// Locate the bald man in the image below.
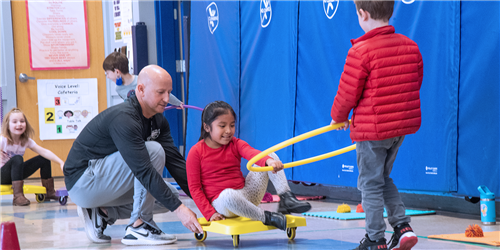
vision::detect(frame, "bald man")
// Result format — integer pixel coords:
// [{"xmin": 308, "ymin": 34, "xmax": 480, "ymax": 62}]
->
[{"xmin": 64, "ymin": 65, "xmax": 202, "ymax": 246}]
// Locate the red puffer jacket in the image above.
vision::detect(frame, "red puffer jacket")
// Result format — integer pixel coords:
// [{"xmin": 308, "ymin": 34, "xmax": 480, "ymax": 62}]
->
[{"xmin": 331, "ymin": 25, "xmax": 423, "ymax": 142}]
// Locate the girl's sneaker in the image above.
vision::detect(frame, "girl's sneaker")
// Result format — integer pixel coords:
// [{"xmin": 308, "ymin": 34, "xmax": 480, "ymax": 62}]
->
[{"xmin": 388, "ymin": 223, "xmax": 418, "ymax": 250}]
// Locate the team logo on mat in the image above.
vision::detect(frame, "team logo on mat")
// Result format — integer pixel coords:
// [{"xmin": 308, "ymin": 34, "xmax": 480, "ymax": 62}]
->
[
  {"xmin": 260, "ymin": 0, "xmax": 272, "ymax": 28},
  {"xmin": 206, "ymin": 2, "xmax": 219, "ymax": 34},
  {"xmin": 323, "ymin": 0, "xmax": 339, "ymax": 19}
]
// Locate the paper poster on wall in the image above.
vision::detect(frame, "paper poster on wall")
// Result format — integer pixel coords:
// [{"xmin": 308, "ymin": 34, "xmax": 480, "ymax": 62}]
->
[
  {"xmin": 26, "ymin": 0, "xmax": 89, "ymax": 70},
  {"xmin": 113, "ymin": 0, "xmax": 132, "ymax": 42},
  {"xmin": 121, "ymin": 0, "xmax": 133, "ymax": 39},
  {"xmin": 37, "ymin": 79, "xmax": 98, "ymax": 140},
  {"xmin": 113, "ymin": 0, "xmax": 122, "ymax": 42}
]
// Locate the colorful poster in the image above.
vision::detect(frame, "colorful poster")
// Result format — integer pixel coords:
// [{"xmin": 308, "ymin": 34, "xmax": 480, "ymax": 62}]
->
[
  {"xmin": 37, "ymin": 79, "xmax": 98, "ymax": 140},
  {"xmin": 113, "ymin": 0, "xmax": 132, "ymax": 42},
  {"xmin": 26, "ymin": 0, "xmax": 89, "ymax": 70},
  {"xmin": 113, "ymin": 0, "xmax": 122, "ymax": 42}
]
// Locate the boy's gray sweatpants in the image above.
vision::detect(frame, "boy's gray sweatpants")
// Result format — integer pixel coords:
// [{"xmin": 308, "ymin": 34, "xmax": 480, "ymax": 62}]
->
[
  {"xmin": 68, "ymin": 141, "xmax": 179, "ymax": 230},
  {"xmin": 211, "ymin": 153, "xmax": 291, "ymax": 222},
  {"xmin": 356, "ymin": 136, "xmax": 410, "ymax": 241}
]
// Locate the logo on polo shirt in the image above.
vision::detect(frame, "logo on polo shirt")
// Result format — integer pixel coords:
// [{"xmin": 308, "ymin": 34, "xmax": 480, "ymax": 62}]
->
[
  {"xmin": 260, "ymin": 0, "xmax": 272, "ymax": 28},
  {"xmin": 207, "ymin": 2, "xmax": 219, "ymax": 34},
  {"xmin": 323, "ymin": 0, "xmax": 339, "ymax": 19}
]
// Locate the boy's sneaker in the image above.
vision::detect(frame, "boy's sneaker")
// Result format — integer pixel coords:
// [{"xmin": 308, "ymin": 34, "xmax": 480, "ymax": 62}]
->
[
  {"xmin": 354, "ymin": 234, "xmax": 387, "ymax": 250},
  {"xmin": 121, "ymin": 223, "xmax": 177, "ymax": 246},
  {"xmin": 388, "ymin": 223, "xmax": 418, "ymax": 250},
  {"xmin": 77, "ymin": 206, "xmax": 111, "ymax": 243}
]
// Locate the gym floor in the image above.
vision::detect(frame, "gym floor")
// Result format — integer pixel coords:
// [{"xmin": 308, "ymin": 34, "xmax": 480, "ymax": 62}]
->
[{"xmin": 1, "ymin": 178, "xmax": 499, "ymax": 250}]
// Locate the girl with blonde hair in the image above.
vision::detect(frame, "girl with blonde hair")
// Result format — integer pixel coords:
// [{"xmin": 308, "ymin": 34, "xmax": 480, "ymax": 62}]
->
[{"xmin": 1, "ymin": 108, "xmax": 64, "ymax": 206}]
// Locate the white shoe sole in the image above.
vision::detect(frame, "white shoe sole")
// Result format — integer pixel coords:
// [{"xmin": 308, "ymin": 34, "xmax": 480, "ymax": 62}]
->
[
  {"xmin": 77, "ymin": 206, "xmax": 111, "ymax": 244},
  {"xmin": 121, "ymin": 238, "xmax": 177, "ymax": 246},
  {"xmin": 392, "ymin": 232, "xmax": 418, "ymax": 250}
]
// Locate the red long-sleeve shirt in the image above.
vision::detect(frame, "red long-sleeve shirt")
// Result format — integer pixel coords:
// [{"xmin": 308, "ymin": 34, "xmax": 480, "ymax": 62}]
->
[{"xmin": 186, "ymin": 137, "xmax": 271, "ymax": 220}]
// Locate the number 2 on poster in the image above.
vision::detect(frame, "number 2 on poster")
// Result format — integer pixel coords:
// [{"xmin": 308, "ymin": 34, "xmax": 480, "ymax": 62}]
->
[{"xmin": 45, "ymin": 107, "xmax": 56, "ymax": 124}]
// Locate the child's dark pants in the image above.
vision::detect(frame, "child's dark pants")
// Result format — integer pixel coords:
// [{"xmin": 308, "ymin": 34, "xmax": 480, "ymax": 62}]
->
[{"xmin": 356, "ymin": 135, "xmax": 410, "ymax": 241}]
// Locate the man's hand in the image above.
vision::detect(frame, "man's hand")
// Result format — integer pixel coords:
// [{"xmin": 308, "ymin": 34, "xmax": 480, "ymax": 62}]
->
[
  {"xmin": 174, "ymin": 204, "xmax": 203, "ymax": 233},
  {"xmin": 266, "ymin": 158, "xmax": 284, "ymax": 174},
  {"xmin": 331, "ymin": 119, "xmax": 350, "ymax": 131},
  {"xmin": 209, "ymin": 212, "xmax": 225, "ymax": 221}
]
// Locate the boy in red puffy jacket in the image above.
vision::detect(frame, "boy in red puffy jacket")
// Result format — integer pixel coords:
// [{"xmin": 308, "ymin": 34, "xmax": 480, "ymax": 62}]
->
[{"xmin": 330, "ymin": 1, "xmax": 423, "ymax": 250}]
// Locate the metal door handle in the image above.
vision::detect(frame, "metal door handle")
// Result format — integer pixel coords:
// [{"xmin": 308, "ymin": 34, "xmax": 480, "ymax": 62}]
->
[{"xmin": 19, "ymin": 73, "xmax": 36, "ymax": 83}]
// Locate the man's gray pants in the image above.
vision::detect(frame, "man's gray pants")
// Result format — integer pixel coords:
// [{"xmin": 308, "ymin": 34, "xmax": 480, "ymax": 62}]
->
[
  {"xmin": 68, "ymin": 141, "xmax": 179, "ymax": 230},
  {"xmin": 356, "ymin": 136, "xmax": 410, "ymax": 241}
]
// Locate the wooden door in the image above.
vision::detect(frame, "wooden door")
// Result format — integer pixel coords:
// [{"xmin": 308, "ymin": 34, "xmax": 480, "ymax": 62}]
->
[{"xmin": 11, "ymin": 0, "xmax": 107, "ymax": 177}]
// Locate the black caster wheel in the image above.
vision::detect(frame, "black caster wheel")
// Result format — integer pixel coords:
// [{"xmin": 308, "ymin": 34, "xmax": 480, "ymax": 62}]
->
[
  {"xmin": 232, "ymin": 235, "xmax": 240, "ymax": 247},
  {"xmin": 194, "ymin": 231, "xmax": 207, "ymax": 242},
  {"xmin": 35, "ymin": 194, "xmax": 45, "ymax": 203},
  {"xmin": 59, "ymin": 196, "xmax": 68, "ymax": 205},
  {"xmin": 286, "ymin": 227, "xmax": 297, "ymax": 240}
]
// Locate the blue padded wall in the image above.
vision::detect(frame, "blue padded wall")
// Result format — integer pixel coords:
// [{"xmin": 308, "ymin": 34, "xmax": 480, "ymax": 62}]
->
[
  {"xmin": 294, "ymin": 1, "xmax": 360, "ymax": 186},
  {"xmin": 385, "ymin": 1, "xmax": 460, "ymax": 192},
  {"xmin": 185, "ymin": 1, "xmax": 241, "ymax": 153},
  {"xmin": 239, "ymin": 1, "xmax": 298, "ymax": 177},
  {"xmin": 294, "ymin": 1, "xmax": 460, "ymax": 192},
  {"xmin": 183, "ymin": 0, "xmax": 500, "ymax": 197},
  {"xmin": 457, "ymin": 1, "xmax": 500, "ymax": 196},
  {"xmin": 293, "ymin": 1, "xmax": 364, "ymax": 186}
]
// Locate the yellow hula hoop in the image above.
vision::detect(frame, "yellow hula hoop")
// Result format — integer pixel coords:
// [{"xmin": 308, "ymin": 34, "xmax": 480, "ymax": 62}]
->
[{"xmin": 246, "ymin": 122, "xmax": 356, "ymax": 172}]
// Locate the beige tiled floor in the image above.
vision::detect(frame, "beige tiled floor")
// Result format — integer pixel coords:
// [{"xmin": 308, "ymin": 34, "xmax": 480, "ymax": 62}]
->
[{"xmin": 1, "ymin": 178, "xmax": 499, "ymax": 249}]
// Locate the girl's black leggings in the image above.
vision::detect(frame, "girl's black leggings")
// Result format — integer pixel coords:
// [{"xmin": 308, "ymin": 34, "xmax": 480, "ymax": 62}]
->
[{"xmin": 1, "ymin": 155, "xmax": 52, "ymax": 184}]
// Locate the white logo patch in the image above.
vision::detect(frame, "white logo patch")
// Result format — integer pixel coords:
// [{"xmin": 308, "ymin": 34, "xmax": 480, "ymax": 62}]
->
[
  {"xmin": 206, "ymin": 2, "xmax": 219, "ymax": 34},
  {"xmin": 341, "ymin": 164, "xmax": 354, "ymax": 173},
  {"xmin": 260, "ymin": 0, "xmax": 272, "ymax": 28},
  {"xmin": 323, "ymin": 0, "xmax": 339, "ymax": 19},
  {"xmin": 425, "ymin": 166, "xmax": 438, "ymax": 175},
  {"xmin": 147, "ymin": 129, "xmax": 160, "ymax": 141}
]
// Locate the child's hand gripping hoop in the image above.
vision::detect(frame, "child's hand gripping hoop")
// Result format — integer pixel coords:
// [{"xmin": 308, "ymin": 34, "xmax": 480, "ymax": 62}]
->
[{"xmin": 246, "ymin": 121, "xmax": 356, "ymax": 172}]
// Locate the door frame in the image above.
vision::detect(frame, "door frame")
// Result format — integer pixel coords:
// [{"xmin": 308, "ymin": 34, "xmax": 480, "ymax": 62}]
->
[{"xmin": 1, "ymin": 1, "xmax": 18, "ymax": 115}]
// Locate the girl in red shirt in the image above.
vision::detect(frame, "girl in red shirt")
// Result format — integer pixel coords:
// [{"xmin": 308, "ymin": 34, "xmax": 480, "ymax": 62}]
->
[{"xmin": 187, "ymin": 101, "xmax": 311, "ymax": 230}]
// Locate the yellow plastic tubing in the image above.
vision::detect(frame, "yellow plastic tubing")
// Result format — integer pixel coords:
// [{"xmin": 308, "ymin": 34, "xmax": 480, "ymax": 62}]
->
[{"xmin": 246, "ymin": 122, "xmax": 356, "ymax": 172}]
